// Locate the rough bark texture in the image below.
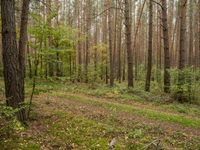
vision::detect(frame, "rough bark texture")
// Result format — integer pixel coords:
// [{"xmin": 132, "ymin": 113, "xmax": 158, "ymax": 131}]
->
[
  {"xmin": 188, "ymin": 0, "xmax": 193, "ymax": 65},
  {"xmin": 178, "ymin": 0, "xmax": 187, "ymax": 102},
  {"xmin": 161, "ymin": 0, "xmax": 171, "ymax": 93},
  {"xmin": 18, "ymin": 0, "xmax": 30, "ymax": 104},
  {"xmin": 124, "ymin": 0, "xmax": 133, "ymax": 87},
  {"xmin": 145, "ymin": 0, "xmax": 153, "ymax": 92},
  {"xmin": 1, "ymin": 0, "xmax": 26, "ymax": 122},
  {"xmin": 107, "ymin": 0, "xmax": 114, "ymax": 86}
]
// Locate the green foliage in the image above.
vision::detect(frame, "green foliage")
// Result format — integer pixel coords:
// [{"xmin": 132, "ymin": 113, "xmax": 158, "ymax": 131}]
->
[
  {"xmin": 0, "ymin": 104, "xmax": 25, "ymax": 144},
  {"xmin": 28, "ymin": 12, "xmax": 83, "ymax": 78},
  {"xmin": 170, "ymin": 67, "xmax": 200, "ymax": 103}
]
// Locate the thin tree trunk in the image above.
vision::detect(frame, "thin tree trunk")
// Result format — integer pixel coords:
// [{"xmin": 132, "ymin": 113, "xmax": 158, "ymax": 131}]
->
[
  {"xmin": 124, "ymin": 0, "xmax": 133, "ymax": 87},
  {"xmin": 161, "ymin": 0, "xmax": 171, "ymax": 93},
  {"xmin": 188, "ymin": 0, "xmax": 193, "ymax": 66},
  {"xmin": 107, "ymin": 0, "xmax": 114, "ymax": 86},
  {"xmin": 47, "ymin": 0, "xmax": 54, "ymax": 77},
  {"xmin": 77, "ymin": 0, "xmax": 82, "ymax": 82},
  {"xmin": 145, "ymin": 0, "xmax": 153, "ymax": 92},
  {"xmin": 117, "ymin": 9, "xmax": 122, "ymax": 82},
  {"xmin": 85, "ymin": 0, "xmax": 91, "ymax": 83},
  {"xmin": 178, "ymin": 0, "xmax": 187, "ymax": 102}
]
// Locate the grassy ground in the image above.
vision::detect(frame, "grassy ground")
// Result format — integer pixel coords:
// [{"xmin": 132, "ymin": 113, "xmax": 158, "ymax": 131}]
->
[{"xmin": 0, "ymin": 80, "xmax": 200, "ymax": 149}]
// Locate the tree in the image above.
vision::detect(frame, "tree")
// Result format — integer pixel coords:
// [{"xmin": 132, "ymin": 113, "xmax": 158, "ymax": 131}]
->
[
  {"xmin": 85, "ymin": 0, "xmax": 91, "ymax": 83},
  {"xmin": 178, "ymin": 0, "xmax": 187, "ymax": 102},
  {"xmin": 107, "ymin": 0, "xmax": 114, "ymax": 86},
  {"xmin": 117, "ymin": 7, "xmax": 122, "ymax": 82},
  {"xmin": 145, "ymin": 0, "xmax": 153, "ymax": 91},
  {"xmin": 188, "ymin": 0, "xmax": 193, "ymax": 66},
  {"xmin": 124, "ymin": 0, "xmax": 133, "ymax": 87},
  {"xmin": 19, "ymin": 0, "xmax": 30, "ymax": 106},
  {"xmin": 47, "ymin": 0, "xmax": 54, "ymax": 77},
  {"xmin": 1, "ymin": 0, "xmax": 26, "ymax": 122},
  {"xmin": 161, "ymin": 0, "xmax": 171, "ymax": 93},
  {"xmin": 77, "ymin": 0, "xmax": 82, "ymax": 82}
]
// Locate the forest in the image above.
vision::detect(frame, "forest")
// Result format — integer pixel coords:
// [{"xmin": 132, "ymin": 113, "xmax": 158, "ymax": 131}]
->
[{"xmin": 0, "ymin": 0, "xmax": 200, "ymax": 149}]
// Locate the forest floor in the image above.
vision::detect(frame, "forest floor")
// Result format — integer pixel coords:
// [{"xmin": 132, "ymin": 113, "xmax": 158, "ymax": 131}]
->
[{"xmin": 1, "ymin": 80, "xmax": 200, "ymax": 149}]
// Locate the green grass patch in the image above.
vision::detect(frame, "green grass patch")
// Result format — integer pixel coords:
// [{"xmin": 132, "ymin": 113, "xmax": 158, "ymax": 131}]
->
[{"xmin": 53, "ymin": 93, "xmax": 200, "ymax": 128}]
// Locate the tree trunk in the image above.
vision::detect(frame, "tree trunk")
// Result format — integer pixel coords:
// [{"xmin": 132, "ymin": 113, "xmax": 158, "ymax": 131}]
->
[
  {"xmin": 198, "ymin": 0, "xmax": 200, "ymax": 68},
  {"xmin": 94, "ymin": 1, "xmax": 98, "ymax": 81},
  {"xmin": 47, "ymin": 0, "xmax": 54, "ymax": 77},
  {"xmin": 145, "ymin": 0, "xmax": 153, "ymax": 92},
  {"xmin": 161, "ymin": 0, "xmax": 171, "ymax": 93},
  {"xmin": 1, "ymin": 0, "xmax": 26, "ymax": 122},
  {"xmin": 178, "ymin": 0, "xmax": 187, "ymax": 102},
  {"xmin": 19, "ymin": 0, "xmax": 30, "ymax": 101},
  {"xmin": 117, "ymin": 9, "xmax": 122, "ymax": 82},
  {"xmin": 85, "ymin": 0, "xmax": 91, "ymax": 83},
  {"xmin": 124, "ymin": 0, "xmax": 133, "ymax": 87},
  {"xmin": 107, "ymin": 0, "xmax": 114, "ymax": 86},
  {"xmin": 77, "ymin": 0, "xmax": 82, "ymax": 82},
  {"xmin": 188, "ymin": 0, "xmax": 193, "ymax": 66}
]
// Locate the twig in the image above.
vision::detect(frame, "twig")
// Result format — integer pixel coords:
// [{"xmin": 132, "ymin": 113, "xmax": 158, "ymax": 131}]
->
[
  {"xmin": 109, "ymin": 138, "xmax": 117, "ymax": 150},
  {"xmin": 140, "ymin": 139, "xmax": 161, "ymax": 150}
]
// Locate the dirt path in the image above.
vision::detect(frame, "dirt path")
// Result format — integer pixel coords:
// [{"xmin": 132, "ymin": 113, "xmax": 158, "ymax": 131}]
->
[
  {"xmin": 33, "ymin": 92, "xmax": 200, "ymax": 138},
  {"xmin": 65, "ymin": 92, "xmax": 200, "ymax": 119}
]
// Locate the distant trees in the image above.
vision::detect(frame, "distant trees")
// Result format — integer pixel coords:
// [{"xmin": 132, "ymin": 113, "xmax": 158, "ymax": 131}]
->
[{"xmin": 2, "ymin": 0, "xmax": 200, "ymax": 106}]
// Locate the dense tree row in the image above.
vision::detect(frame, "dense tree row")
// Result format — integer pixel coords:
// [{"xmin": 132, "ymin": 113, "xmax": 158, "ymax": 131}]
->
[{"xmin": 1, "ymin": 0, "xmax": 200, "ymax": 122}]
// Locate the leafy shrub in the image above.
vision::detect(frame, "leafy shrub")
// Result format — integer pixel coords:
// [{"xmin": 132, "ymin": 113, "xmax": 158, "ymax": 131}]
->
[
  {"xmin": 0, "ymin": 104, "xmax": 24, "ymax": 139},
  {"xmin": 170, "ymin": 68, "xmax": 199, "ymax": 103}
]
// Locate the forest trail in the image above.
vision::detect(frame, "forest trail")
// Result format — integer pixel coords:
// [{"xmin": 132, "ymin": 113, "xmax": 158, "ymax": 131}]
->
[
  {"xmin": 35, "ymin": 92, "xmax": 200, "ymax": 136},
  {"xmin": 22, "ymin": 90, "xmax": 200, "ymax": 149}
]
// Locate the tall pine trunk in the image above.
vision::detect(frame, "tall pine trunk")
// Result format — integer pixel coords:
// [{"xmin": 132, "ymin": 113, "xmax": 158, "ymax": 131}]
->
[
  {"xmin": 107, "ymin": 0, "xmax": 114, "ymax": 86},
  {"xmin": 145, "ymin": 0, "xmax": 153, "ymax": 92},
  {"xmin": 178, "ymin": 0, "xmax": 187, "ymax": 102},
  {"xmin": 161, "ymin": 0, "xmax": 171, "ymax": 93},
  {"xmin": 124, "ymin": 0, "xmax": 133, "ymax": 87}
]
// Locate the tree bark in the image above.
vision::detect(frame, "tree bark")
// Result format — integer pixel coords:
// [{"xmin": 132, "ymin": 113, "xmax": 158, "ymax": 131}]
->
[
  {"xmin": 178, "ymin": 0, "xmax": 187, "ymax": 102},
  {"xmin": 85, "ymin": 0, "xmax": 91, "ymax": 83},
  {"xmin": 124, "ymin": 0, "xmax": 133, "ymax": 87},
  {"xmin": 1, "ymin": 0, "xmax": 26, "ymax": 122},
  {"xmin": 145, "ymin": 0, "xmax": 153, "ymax": 92},
  {"xmin": 161, "ymin": 0, "xmax": 171, "ymax": 93},
  {"xmin": 19, "ymin": 0, "xmax": 30, "ymax": 102},
  {"xmin": 117, "ymin": 9, "xmax": 122, "ymax": 82},
  {"xmin": 47, "ymin": 0, "xmax": 54, "ymax": 77},
  {"xmin": 188, "ymin": 0, "xmax": 193, "ymax": 66},
  {"xmin": 107, "ymin": 0, "xmax": 114, "ymax": 86}
]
